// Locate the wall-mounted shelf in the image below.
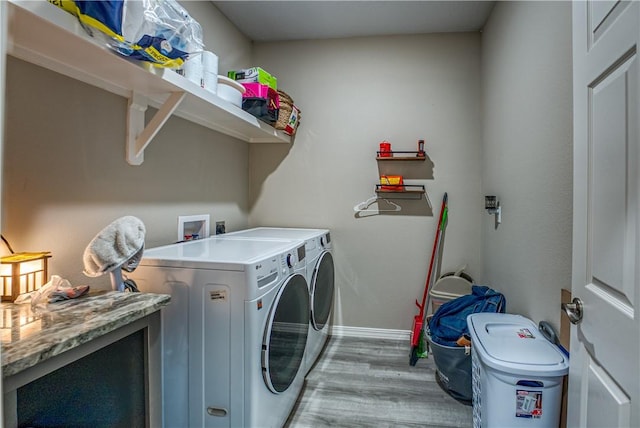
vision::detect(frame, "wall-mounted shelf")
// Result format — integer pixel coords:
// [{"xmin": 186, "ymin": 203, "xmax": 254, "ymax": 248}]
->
[
  {"xmin": 370, "ymin": 145, "xmax": 430, "ymax": 201},
  {"xmin": 6, "ymin": 0, "xmax": 290, "ymax": 165},
  {"xmin": 375, "ymin": 184, "xmax": 425, "ymax": 199},
  {"xmin": 376, "ymin": 151, "xmax": 427, "ymax": 161}
]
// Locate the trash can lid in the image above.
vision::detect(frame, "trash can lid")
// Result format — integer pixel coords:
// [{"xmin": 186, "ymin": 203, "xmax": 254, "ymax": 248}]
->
[{"xmin": 467, "ymin": 313, "xmax": 569, "ymax": 377}]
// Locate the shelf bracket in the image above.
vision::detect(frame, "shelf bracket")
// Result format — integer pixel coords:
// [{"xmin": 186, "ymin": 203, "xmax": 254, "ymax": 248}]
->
[{"xmin": 126, "ymin": 90, "xmax": 186, "ymax": 165}]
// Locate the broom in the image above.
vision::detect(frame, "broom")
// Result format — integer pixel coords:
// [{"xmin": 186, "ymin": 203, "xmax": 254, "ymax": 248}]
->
[{"xmin": 410, "ymin": 193, "xmax": 448, "ymax": 366}]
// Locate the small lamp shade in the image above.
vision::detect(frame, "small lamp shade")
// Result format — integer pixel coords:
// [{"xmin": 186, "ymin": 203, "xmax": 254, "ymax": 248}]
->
[{"xmin": 0, "ymin": 252, "xmax": 51, "ymax": 302}]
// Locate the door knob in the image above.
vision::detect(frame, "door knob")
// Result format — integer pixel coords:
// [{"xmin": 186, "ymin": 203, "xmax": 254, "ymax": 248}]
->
[{"xmin": 562, "ymin": 297, "xmax": 583, "ymax": 325}]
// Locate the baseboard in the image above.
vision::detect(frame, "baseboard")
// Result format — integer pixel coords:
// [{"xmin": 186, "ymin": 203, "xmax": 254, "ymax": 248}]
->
[{"xmin": 329, "ymin": 325, "xmax": 410, "ymax": 341}]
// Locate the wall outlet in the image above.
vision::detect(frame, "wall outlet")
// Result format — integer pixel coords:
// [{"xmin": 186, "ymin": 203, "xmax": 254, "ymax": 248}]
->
[
  {"xmin": 215, "ymin": 221, "xmax": 226, "ymax": 235},
  {"xmin": 178, "ymin": 214, "xmax": 210, "ymax": 241}
]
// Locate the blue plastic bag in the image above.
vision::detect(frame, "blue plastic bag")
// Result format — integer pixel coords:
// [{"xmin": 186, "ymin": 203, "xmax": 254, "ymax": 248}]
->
[{"xmin": 428, "ymin": 285, "xmax": 505, "ymax": 347}]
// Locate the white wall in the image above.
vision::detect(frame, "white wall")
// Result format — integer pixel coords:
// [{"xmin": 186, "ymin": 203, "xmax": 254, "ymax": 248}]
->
[
  {"xmin": 250, "ymin": 34, "xmax": 483, "ymax": 330},
  {"xmin": 181, "ymin": 1, "xmax": 252, "ymax": 74},
  {"xmin": 481, "ymin": 1, "xmax": 573, "ymax": 331},
  {"xmin": 1, "ymin": 2, "xmax": 252, "ymax": 289}
]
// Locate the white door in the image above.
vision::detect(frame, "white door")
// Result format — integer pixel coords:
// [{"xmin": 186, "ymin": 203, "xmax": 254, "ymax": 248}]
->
[
  {"xmin": 0, "ymin": 0, "xmax": 7, "ymax": 422},
  {"xmin": 569, "ymin": 1, "xmax": 640, "ymax": 426}
]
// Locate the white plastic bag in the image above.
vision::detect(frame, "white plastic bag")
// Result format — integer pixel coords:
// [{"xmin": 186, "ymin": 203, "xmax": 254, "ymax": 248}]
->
[
  {"xmin": 27, "ymin": 275, "xmax": 89, "ymax": 308},
  {"xmin": 50, "ymin": 0, "xmax": 204, "ymax": 68}
]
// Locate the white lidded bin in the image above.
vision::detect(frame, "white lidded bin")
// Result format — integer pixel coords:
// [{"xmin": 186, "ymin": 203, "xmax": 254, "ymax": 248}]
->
[
  {"xmin": 430, "ymin": 274, "xmax": 473, "ymax": 314},
  {"xmin": 467, "ymin": 313, "xmax": 569, "ymax": 428}
]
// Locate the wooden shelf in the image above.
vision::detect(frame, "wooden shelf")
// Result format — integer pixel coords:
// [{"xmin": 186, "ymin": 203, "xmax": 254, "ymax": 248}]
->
[
  {"xmin": 375, "ymin": 184, "xmax": 425, "ymax": 199},
  {"xmin": 6, "ymin": 0, "xmax": 290, "ymax": 165},
  {"xmin": 376, "ymin": 151, "xmax": 427, "ymax": 161}
]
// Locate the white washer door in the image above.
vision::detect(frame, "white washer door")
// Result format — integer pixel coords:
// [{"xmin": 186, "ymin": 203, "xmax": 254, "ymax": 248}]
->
[
  {"xmin": 310, "ymin": 251, "xmax": 335, "ymax": 331},
  {"xmin": 262, "ymin": 273, "xmax": 309, "ymax": 393}
]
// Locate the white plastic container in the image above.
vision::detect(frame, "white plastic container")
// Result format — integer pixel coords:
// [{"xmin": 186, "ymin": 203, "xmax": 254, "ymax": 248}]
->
[
  {"xmin": 467, "ymin": 313, "xmax": 569, "ymax": 428},
  {"xmin": 217, "ymin": 75, "xmax": 245, "ymax": 107},
  {"xmin": 430, "ymin": 275, "xmax": 472, "ymax": 313}
]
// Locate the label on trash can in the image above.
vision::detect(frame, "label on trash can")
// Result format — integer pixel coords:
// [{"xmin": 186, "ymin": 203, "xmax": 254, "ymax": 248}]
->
[
  {"xmin": 516, "ymin": 390, "xmax": 542, "ymax": 418},
  {"xmin": 517, "ymin": 328, "xmax": 535, "ymax": 339}
]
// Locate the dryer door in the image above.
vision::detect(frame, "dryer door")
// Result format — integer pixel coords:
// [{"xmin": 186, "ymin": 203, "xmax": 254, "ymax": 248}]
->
[
  {"xmin": 262, "ymin": 273, "xmax": 309, "ymax": 393},
  {"xmin": 310, "ymin": 251, "xmax": 335, "ymax": 331}
]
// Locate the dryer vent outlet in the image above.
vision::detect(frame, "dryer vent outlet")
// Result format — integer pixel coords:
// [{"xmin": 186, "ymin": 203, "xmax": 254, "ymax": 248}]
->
[{"xmin": 216, "ymin": 221, "xmax": 226, "ymax": 235}]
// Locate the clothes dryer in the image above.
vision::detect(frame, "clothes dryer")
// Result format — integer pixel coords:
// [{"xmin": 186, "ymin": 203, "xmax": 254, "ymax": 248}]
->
[
  {"xmin": 223, "ymin": 227, "xmax": 335, "ymax": 374},
  {"xmin": 128, "ymin": 237, "xmax": 308, "ymax": 428}
]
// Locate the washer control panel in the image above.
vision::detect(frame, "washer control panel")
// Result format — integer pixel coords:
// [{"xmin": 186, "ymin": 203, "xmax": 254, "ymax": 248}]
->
[{"xmin": 280, "ymin": 244, "xmax": 305, "ymax": 273}]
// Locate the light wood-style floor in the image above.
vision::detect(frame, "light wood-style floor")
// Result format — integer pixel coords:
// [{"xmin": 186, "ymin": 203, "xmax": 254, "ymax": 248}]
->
[{"xmin": 285, "ymin": 335, "xmax": 473, "ymax": 428}]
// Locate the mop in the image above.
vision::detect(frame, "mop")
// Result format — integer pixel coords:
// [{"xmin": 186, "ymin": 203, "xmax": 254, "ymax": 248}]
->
[{"xmin": 410, "ymin": 193, "xmax": 448, "ymax": 366}]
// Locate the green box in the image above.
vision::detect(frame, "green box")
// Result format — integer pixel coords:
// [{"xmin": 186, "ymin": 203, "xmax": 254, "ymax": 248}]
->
[{"xmin": 228, "ymin": 67, "xmax": 277, "ymax": 90}]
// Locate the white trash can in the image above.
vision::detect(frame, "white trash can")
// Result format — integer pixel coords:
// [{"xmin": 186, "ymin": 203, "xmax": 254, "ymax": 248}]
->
[
  {"xmin": 467, "ymin": 313, "xmax": 569, "ymax": 428},
  {"xmin": 429, "ymin": 274, "xmax": 472, "ymax": 314}
]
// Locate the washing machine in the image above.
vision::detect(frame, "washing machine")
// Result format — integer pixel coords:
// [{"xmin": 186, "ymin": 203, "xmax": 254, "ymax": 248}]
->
[
  {"xmin": 223, "ymin": 227, "xmax": 335, "ymax": 374},
  {"xmin": 128, "ymin": 237, "xmax": 309, "ymax": 428}
]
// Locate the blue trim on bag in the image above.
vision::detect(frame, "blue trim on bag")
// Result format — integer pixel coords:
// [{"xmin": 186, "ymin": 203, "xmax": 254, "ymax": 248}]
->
[{"xmin": 75, "ymin": 0, "xmax": 123, "ymax": 35}]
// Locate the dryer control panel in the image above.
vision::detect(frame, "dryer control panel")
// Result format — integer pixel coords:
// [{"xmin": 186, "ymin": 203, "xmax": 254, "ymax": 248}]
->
[
  {"xmin": 321, "ymin": 232, "xmax": 331, "ymax": 248},
  {"xmin": 254, "ymin": 244, "xmax": 306, "ymax": 289},
  {"xmin": 281, "ymin": 244, "xmax": 305, "ymax": 273}
]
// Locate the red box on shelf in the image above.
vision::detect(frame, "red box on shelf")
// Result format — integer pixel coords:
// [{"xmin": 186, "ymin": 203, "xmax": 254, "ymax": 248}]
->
[{"xmin": 284, "ymin": 105, "xmax": 300, "ymax": 135}]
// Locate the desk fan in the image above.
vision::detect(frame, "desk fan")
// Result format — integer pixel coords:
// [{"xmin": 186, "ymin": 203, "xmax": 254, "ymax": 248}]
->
[{"xmin": 82, "ymin": 216, "xmax": 146, "ymax": 292}]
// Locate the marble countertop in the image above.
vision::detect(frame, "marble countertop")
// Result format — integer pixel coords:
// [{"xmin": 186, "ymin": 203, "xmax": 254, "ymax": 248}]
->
[{"xmin": 0, "ymin": 291, "xmax": 170, "ymax": 377}]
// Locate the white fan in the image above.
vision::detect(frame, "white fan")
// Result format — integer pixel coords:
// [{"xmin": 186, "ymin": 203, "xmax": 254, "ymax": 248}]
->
[{"xmin": 82, "ymin": 216, "xmax": 146, "ymax": 292}]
